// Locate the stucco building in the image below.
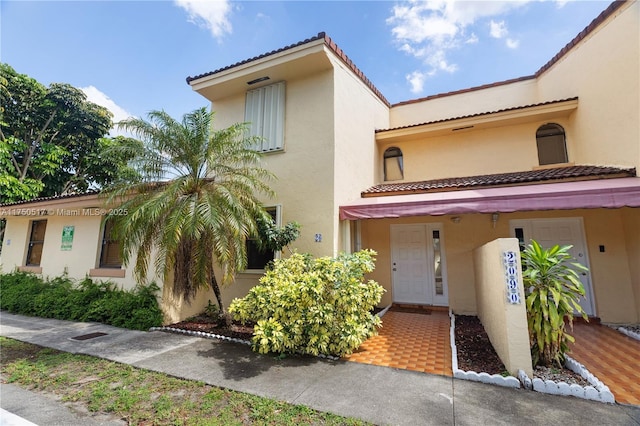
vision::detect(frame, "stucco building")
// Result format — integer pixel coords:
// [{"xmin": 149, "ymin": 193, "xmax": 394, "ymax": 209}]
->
[{"xmin": 1, "ymin": 1, "xmax": 639, "ymax": 331}]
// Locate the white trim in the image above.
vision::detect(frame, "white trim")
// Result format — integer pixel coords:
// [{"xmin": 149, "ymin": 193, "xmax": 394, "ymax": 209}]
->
[{"xmin": 390, "ymin": 223, "xmax": 449, "ymax": 306}]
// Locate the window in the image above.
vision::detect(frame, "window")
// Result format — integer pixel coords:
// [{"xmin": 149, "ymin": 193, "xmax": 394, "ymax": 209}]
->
[
  {"xmin": 384, "ymin": 147, "xmax": 404, "ymax": 181},
  {"xmin": 26, "ymin": 220, "xmax": 47, "ymax": 266},
  {"xmin": 99, "ymin": 219, "xmax": 122, "ymax": 268},
  {"xmin": 245, "ymin": 81, "xmax": 285, "ymax": 152},
  {"xmin": 536, "ymin": 123, "xmax": 567, "ymax": 165},
  {"xmin": 432, "ymin": 230, "xmax": 443, "ymax": 296},
  {"xmin": 246, "ymin": 207, "xmax": 278, "ymax": 270}
]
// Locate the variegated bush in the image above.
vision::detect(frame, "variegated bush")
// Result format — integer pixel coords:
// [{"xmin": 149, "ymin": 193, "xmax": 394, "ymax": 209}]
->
[{"xmin": 229, "ymin": 249, "xmax": 384, "ymax": 357}]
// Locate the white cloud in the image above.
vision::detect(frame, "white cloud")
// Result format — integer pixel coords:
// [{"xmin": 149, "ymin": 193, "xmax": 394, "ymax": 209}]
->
[
  {"xmin": 175, "ymin": 0, "xmax": 232, "ymax": 39},
  {"xmin": 554, "ymin": 0, "xmax": 572, "ymax": 8},
  {"xmin": 489, "ymin": 20, "xmax": 508, "ymax": 39},
  {"xmin": 81, "ymin": 86, "xmax": 134, "ymax": 137},
  {"xmin": 387, "ymin": 0, "xmax": 530, "ymax": 93},
  {"xmin": 407, "ymin": 70, "xmax": 427, "ymax": 93},
  {"xmin": 506, "ymin": 38, "xmax": 520, "ymax": 49}
]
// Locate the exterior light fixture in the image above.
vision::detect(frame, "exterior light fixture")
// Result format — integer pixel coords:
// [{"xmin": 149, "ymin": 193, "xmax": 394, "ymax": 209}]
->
[
  {"xmin": 491, "ymin": 212, "xmax": 500, "ymax": 228},
  {"xmin": 450, "ymin": 216, "xmax": 461, "ymax": 224}
]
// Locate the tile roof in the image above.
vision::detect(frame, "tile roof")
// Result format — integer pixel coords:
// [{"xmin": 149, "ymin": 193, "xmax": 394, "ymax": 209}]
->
[
  {"xmin": 361, "ymin": 165, "xmax": 636, "ymax": 197},
  {"xmin": 1, "ymin": 190, "xmax": 100, "ymax": 208},
  {"xmin": 376, "ymin": 98, "xmax": 578, "ymax": 133},
  {"xmin": 186, "ymin": 2, "xmax": 625, "ymax": 110},
  {"xmin": 186, "ymin": 32, "xmax": 390, "ymax": 107}
]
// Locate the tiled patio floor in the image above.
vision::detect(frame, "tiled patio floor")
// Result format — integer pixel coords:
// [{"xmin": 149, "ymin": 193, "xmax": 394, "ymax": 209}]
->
[
  {"xmin": 569, "ymin": 322, "xmax": 640, "ymax": 406},
  {"xmin": 344, "ymin": 308, "xmax": 452, "ymax": 376}
]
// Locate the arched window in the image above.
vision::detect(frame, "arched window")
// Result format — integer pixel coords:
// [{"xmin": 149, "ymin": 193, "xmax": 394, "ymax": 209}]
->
[
  {"xmin": 536, "ymin": 123, "xmax": 568, "ymax": 165},
  {"xmin": 384, "ymin": 147, "xmax": 404, "ymax": 181}
]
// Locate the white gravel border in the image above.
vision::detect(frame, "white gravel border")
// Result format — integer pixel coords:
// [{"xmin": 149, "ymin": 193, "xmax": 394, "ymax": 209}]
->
[
  {"xmin": 150, "ymin": 326, "xmax": 253, "ymax": 346},
  {"xmin": 518, "ymin": 356, "xmax": 615, "ymax": 404},
  {"xmin": 616, "ymin": 326, "xmax": 640, "ymax": 342},
  {"xmin": 449, "ymin": 310, "xmax": 521, "ymax": 389},
  {"xmin": 149, "ymin": 327, "xmax": 344, "ymax": 361}
]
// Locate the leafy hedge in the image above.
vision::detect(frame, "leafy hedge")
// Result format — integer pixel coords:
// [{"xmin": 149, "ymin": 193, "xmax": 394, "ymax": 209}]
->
[
  {"xmin": 0, "ymin": 272, "xmax": 163, "ymax": 330},
  {"xmin": 230, "ymin": 250, "xmax": 385, "ymax": 357}
]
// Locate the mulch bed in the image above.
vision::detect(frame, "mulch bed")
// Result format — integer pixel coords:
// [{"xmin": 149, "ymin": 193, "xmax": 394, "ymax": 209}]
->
[
  {"xmin": 454, "ymin": 315, "xmax": 506, "ymax": 375},
  {"xmin": 167, "ymin": 315, "xmax": 253, "ymax": 341},
  {"xmin": 454, "ymin": 314, "xmax": 590, "ymax": 386}
]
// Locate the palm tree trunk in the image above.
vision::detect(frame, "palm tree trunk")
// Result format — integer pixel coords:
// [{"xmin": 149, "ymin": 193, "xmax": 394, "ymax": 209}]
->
[{"xmin": 210, "ymin": 272, "xmax": 231, "ymax": 326}]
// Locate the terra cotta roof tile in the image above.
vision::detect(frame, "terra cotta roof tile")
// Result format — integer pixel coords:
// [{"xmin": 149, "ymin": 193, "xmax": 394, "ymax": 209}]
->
[{"xmin": 361, "ymin": 165, "xmax": 636, "ymax": 197}]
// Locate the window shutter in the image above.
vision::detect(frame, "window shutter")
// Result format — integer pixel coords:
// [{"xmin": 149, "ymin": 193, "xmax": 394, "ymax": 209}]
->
[{"xmin": 245, "ymin": 81, "xmax": 285, "ymax": 152}]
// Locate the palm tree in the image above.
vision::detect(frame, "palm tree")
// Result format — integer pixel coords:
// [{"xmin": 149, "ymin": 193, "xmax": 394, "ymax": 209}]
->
[{"xmin": 106, "ymin": 108, "xmax": 274, "ymax": 315}]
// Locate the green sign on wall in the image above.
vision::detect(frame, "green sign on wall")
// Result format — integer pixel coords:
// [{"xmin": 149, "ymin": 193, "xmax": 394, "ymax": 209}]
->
[{"xmin": 61, "ymin": 226, "xmax": 74, "ymax": 251}]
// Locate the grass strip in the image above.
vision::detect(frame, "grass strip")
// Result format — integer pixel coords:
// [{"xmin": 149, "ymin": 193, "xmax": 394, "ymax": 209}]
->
[{"xmin": 0, "ymin": 337, "xmax": 370, "ymax": 425}]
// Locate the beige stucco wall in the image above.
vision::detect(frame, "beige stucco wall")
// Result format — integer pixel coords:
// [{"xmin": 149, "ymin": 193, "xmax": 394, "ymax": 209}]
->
[
  {"xmin": 211, "ymin": 70, "xmax": 336, "ymax": 259},
  {"xmin": 389, "ymin": 78, "xmax": 538, "ymax": 129},
  {"xmin": 536, "ymin": 1, "xmax": 639, "ymax": 172},
  {"xmin": 1, "ymin": 212, "xmax": 137, "ymax": 290},
  {"xmin": 379, "ymin": 118, "xmax": 577, "ymax": 183},
  {"xmin": 359, "ymin": 208, "xmax": 638, "ymax": 323},
  {"xmin": 331, "ymin": 55, "xmax": 390, "ymax": 252},
  {"xmin": 621, "ymin": 207, "xmax": 640, "ymax": 321},
  {"xmin": 473, "ymin": 238, "xmax": 532, "ymax": 376},
  {"xmin": 383, "ymin": 2, "xmax": 638, "ymax": 183},
  {"xmin": 582, "ymin": 208, "xmax": 639, "ymax": 323}
]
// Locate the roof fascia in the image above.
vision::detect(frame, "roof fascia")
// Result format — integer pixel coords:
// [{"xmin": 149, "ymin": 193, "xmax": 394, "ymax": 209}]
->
[
  {"xmin": 189, "ymin": 39, "xmax": 326, "ymax": 91},
  {"xmin": 376, "ymin": 98, "xmax": 578, "ymax": 143},
  {"xmin": 1, "ymin": 193, "xmax": 107, "ymax": 218}
]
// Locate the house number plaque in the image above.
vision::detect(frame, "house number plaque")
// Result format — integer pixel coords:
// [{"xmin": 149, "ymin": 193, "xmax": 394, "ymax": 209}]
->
[{"xmin": 503, "ymin": 251, "xmax": 521, "ymax": 304}]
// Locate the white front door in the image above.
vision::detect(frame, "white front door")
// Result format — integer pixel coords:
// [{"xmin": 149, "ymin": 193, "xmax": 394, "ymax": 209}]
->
[
  {"xmin": 390, "ymin": 224, "xmax": 448, "ymax": 306},
  {"xmin": 511, "ymin": 218, "xmax": 595, "ymax": 316}
]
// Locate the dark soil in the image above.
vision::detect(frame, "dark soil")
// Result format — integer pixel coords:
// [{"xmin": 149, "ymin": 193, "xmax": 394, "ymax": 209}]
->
[
  {"xmin": 454, "ymin": 315, "xmax": 507, "ymax": 375},
  {"xmin": 454, "ymin": 314, "xmax": 590, "ymax": 386},
  {"xmin": 167, "ymin": 315, "xmax": 254, "ymax": 341}
]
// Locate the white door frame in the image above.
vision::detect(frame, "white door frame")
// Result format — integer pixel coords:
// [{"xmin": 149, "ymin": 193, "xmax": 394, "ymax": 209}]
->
[
  {"xmin": 510, "ymin": 217, "xmax": 595, "ymax": 316},
  {"xmin": 390, "ymin": 223, "xmax": 449, "ymax": 306}
]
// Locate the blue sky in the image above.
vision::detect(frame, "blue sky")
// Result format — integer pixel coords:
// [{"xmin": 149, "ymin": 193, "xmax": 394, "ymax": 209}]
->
[{"xmin": 1, "ymin": 0, "xmax": 611, "ymax": 133}]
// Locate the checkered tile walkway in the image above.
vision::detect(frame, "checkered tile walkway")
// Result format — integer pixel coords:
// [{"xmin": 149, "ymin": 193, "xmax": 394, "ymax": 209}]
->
[
  {"xmin": 344, "ymin": 309, "xmax": 452, "ymax": 376},
  {"xmin": 569, "ymin": 322, "xmax": 640, "ymax": 406}
]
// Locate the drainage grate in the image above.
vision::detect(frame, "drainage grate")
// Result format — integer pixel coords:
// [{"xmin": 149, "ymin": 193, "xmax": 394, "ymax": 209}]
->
[{"xmin": 71, "ymin": 332, "xmax": 108, "ymax": 341}]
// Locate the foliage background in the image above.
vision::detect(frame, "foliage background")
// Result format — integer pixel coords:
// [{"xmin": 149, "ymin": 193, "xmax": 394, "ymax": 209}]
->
[{"xmin": 0, "ymin": 272, "xmax": 163, "ymax": 330}]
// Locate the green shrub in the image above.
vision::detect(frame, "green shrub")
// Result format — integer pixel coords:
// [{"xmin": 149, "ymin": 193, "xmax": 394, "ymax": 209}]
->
[
  {"xmin": 229, "ymin": 249, "xmax": 385, "ymax": 357},
  {"xmin": 0, "ymin": 272, "xmax": 163, "ymax": 330},
  {"xmin": 522, "ymin": 240, "xmax": 588, "ymax": 368}
]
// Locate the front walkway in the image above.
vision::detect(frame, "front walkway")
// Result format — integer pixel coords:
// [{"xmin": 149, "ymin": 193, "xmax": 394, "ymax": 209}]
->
[
  {"xmin": 570, "ymin": 322, "xmax": 640, "ymax": 406},
  {"xmin": 2, "ymin": 312, "xmax": 639, "ymax": 425},
  {"xmin": 344, "ymin": 307, "xmax": 452, "ymax": 376}
]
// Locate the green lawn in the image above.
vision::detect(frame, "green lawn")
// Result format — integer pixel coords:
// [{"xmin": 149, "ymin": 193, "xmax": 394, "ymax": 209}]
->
[{"xmin": 0, "ymin": 337, "xmax": 370, "ymax": 425}]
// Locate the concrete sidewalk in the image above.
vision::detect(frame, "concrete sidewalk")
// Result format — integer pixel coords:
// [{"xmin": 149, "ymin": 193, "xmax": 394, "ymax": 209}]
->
[{"xmin": 1, "ymin": 312, "xmax": 639, "ymax": 426}]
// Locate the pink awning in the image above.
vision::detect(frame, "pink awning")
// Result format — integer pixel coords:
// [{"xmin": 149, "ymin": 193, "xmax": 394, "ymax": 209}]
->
[{"xmin": 339, "ymin": 177, "xmax": 640, "ymax": 220}]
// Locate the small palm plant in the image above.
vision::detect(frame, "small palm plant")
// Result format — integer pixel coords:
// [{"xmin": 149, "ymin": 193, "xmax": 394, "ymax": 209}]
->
[{"xmin": 521, "ymin": 240, "xmax": 588, "ymax": 368}]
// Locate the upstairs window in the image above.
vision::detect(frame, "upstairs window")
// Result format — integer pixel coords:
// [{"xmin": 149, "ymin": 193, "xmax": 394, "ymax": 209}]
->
[
  {"xmin": 384, "ymin": 147, "xmax": 404, "ymax": 181},
  {"xmin": 26, "ymin": 220, "xmax": 47, "ymax": 266},
  {"xmin": 245, "ymin": 81, "xmax": 285, "ymax": 152},
  {"xmin": 536, "ymin": 123, "xmax": 567, "ymax": 165},
  {"xmin": 246, "ymin": 207, "xmax": 279, "ymax": 271},
  {"xmin": 99, "ymin": 219, "xmax": 122, "ymax": 268}
]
